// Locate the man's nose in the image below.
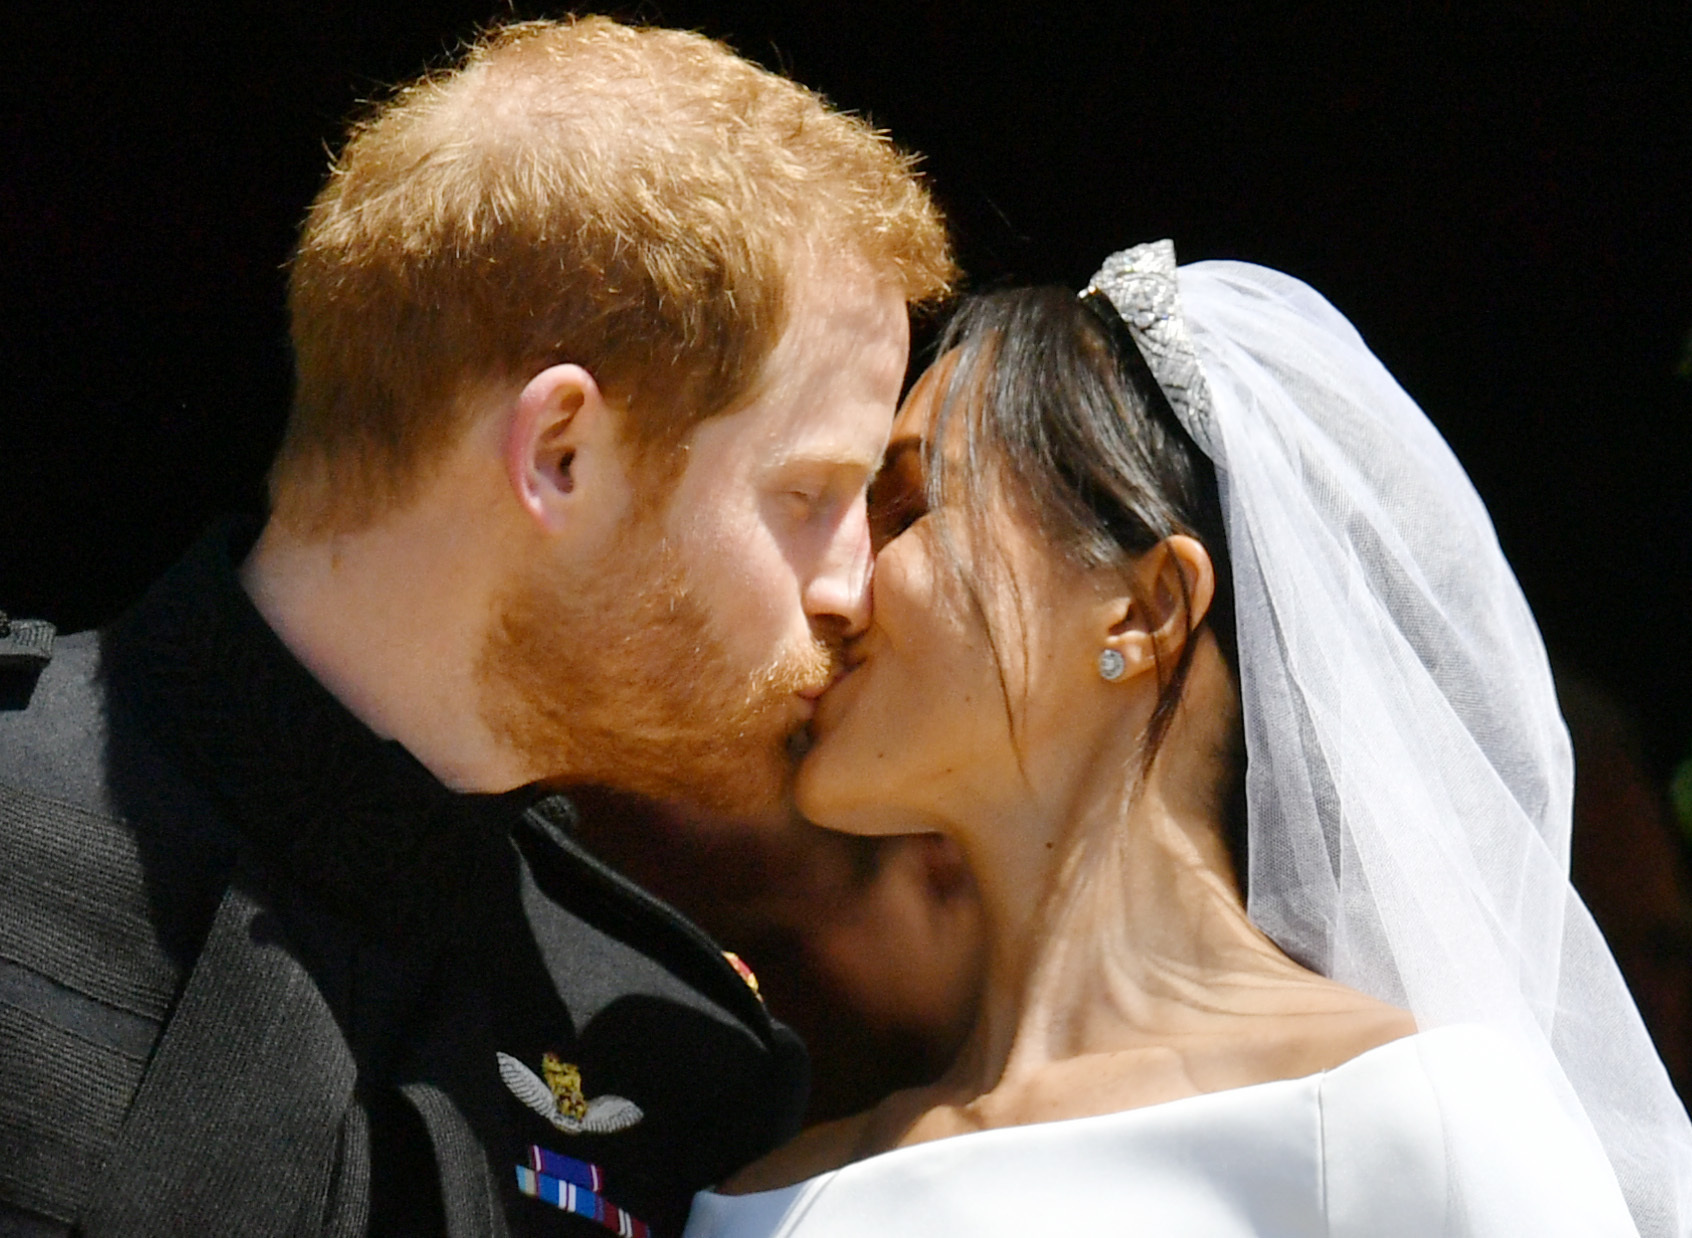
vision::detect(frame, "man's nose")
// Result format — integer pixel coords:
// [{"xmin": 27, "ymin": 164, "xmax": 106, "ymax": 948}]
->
[{"xmin": 802, "ymin": 493, "xmax": 873, "ymax": 639}]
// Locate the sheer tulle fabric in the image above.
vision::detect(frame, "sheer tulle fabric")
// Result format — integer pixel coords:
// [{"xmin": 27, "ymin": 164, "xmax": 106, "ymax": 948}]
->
[{"xmin": 1090, "ymin": 243, "xmax": 1692, "ymax": 1236}]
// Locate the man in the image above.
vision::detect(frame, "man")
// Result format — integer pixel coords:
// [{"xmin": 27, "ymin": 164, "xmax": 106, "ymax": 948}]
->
[{"xmin": 0, "ymin": 17, "xmax": 952, "ymax": 1236}]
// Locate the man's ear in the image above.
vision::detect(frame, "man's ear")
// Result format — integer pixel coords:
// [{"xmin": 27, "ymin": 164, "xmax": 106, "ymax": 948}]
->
[
  {"xmin": 1096, "ymin": 536, "xmax": 1217, "ymax": 679},
  {"xmin": 503, "ymin": 363, "xmax": 627, "ymax": 534}
]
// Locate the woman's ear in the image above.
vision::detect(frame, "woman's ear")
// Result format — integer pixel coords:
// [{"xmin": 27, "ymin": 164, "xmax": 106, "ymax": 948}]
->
[
  {"xmin": 1097, "ymin": 536, "xmax": 1216, "ymax": 680},
  {"xmin": 503, "ymin": 363, "xmax": 628, "ymax": 535}
]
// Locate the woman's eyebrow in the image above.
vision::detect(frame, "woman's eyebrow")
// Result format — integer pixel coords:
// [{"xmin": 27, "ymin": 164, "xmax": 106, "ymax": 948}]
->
[{"xmin": 878, "ymin": 437, "xmax": 924, "ymax": 474}]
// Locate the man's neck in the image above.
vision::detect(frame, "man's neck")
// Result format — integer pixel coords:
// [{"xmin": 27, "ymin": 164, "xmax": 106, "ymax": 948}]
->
[{"xmin": 240, "ymin": 513, "xmax": 531, "ymax": 793}]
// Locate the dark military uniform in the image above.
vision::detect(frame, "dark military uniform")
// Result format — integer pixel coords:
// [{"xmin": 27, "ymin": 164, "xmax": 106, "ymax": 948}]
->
[{"xmin": 0, "ymin": 522, "xmax": 806, "ymax": 1237}]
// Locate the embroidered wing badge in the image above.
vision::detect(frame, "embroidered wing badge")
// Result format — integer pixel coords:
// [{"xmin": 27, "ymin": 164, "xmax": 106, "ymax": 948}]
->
[{"xmin": 498, "ymin": 1051, "xmax": 644, "ymax": 1136}]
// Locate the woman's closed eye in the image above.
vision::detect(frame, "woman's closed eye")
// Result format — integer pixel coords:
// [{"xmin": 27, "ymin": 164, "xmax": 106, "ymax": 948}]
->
[{"xmin": 869, "ymin": 440, "xmax": 929, "ymax": 551}]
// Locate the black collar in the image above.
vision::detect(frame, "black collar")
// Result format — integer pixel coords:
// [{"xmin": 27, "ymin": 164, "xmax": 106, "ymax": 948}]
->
[{"xmin": 102, "ymin": 519, "xmax": 547, "ymax": 938}]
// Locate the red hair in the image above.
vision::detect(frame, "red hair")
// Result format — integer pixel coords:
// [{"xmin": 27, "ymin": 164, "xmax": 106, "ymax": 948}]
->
[{"xmin": 274, "ymin": 16, "xmax": 954, "ymax": 534}]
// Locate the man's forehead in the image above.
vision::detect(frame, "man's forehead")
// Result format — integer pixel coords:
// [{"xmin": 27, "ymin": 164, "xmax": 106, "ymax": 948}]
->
[
  {"xmin": 732, "ymin": 284, "xmax": 906, "ymax": 446},
  {"xmin": 763, "ymin": 265, "xmax": 908, "ymax": 383}
]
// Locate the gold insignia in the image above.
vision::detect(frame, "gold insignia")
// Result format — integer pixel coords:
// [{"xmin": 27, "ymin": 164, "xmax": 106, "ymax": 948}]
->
[{"xmin": 541, "ymin": 1052, "xmax": 589, "ymax": 1122}]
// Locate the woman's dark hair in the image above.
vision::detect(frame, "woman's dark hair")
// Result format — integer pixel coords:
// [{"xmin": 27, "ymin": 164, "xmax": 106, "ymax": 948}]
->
[{"xmin": 916, "ymin": 285, "xmax": 1249, "ymax": 887}]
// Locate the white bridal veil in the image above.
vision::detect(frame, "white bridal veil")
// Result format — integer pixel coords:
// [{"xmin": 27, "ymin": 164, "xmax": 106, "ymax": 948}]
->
[{"xmin": 1088, "ymin": 241, "xmax": 1692, "ymax": 1236}]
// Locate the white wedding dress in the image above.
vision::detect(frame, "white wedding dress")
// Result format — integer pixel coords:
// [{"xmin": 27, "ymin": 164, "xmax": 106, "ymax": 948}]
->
[{"xmin": 685, "ymin": 1026, "xmax": 1638, "ymax": 1237}]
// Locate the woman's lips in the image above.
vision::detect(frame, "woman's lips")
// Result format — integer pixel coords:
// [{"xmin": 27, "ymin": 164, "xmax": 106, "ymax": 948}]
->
[{"xmin": 809, "ymin": 661, "xmax": 863, "ymax": 732}]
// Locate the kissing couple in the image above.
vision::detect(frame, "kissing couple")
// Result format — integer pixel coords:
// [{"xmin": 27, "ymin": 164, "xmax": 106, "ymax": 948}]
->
[{"xmin": 1, "ymin": 16, "xmax": 1687, "ymax": 1238}]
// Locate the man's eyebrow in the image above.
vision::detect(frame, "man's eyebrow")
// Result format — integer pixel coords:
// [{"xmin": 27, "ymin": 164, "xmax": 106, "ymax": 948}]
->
[{"xmin": 769, "ymin": 446, "xmax": 885, "ymax": 474}]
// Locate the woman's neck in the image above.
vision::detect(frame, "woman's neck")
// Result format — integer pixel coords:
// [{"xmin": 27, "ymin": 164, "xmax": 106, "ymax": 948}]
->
[
  {"xmin": 948, "ymin": 779, "xmax": 1285, "ymax": 1093},
  {"xmin": 934, "ymin": 642, "xmax": 1318, "ymax": 1104}
]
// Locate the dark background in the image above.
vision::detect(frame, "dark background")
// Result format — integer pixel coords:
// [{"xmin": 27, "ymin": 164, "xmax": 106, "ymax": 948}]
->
[{"xmin": 4, "ymin": 1, "xmax": 1689, "ymax": 784}]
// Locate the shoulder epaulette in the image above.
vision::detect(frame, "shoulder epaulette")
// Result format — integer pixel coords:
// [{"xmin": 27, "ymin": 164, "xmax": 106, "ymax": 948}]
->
[{"xmin": 0, "ymin": 610, "xmax": 56, "ymax": 671}]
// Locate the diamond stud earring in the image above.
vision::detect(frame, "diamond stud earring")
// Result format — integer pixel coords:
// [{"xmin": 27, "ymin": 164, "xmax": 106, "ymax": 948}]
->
[{"xmin": 1097, "ymin": 648, "xmax": 1127, "ymax": 681}]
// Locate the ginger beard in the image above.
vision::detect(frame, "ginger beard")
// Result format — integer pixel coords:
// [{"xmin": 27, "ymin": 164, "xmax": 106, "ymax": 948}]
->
[{"xmin": 477, "ymin": 514, "xmax": 836, "ymax": 817}]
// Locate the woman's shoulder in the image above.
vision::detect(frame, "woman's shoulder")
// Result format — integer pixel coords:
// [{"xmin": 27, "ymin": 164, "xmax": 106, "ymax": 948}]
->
[
  {"xmin": 1241, "ymin": 987, "xmax": 1418, "ymax": 1084},
  {"xmin": 1109, "ymin": 974, "xmax": 1416, "ymax": 1102},
  {"xmin": 717, "ymin": 1108, "xmax": 878, "ymax": 1196}
]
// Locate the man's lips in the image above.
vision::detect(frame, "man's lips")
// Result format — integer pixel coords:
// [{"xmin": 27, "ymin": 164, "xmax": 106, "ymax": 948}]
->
[{"xmin": 797, "ymin": 666, "xmax": 849, "ymax": 701}]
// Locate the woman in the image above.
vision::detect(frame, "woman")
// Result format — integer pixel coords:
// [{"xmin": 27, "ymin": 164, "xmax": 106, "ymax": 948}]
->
[{"xmin": 686, "ymin": 243, "xmax": 1692, "ymax": 1236}]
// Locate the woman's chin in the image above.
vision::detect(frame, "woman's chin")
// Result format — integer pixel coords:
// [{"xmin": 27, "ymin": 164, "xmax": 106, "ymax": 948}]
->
[
  {"xmin": 795, "ymin": 740, "xmax": 905, "ymax": 837},
  {"xmin": 793, "ymin": 750, "xmax": 860, "ymax": 833}
]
